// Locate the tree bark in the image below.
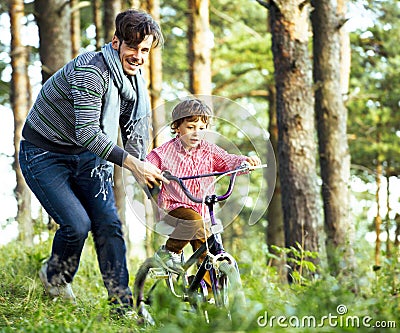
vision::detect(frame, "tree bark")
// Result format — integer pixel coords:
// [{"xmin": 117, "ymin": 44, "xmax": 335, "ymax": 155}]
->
[
  {"xmin": 311, "ymin": 0, "xmax": 355, "ymax": 276},
  {"xmin": 188, "ymin": 0, "xmax": 212, "ymax": 95},
  {"xmin": 92, "ymin": 0, "xmax": 103, "ymax": 50},
  {"xmin": 266, "ymin": 84, "xmax": 285, "ymax": 272},
  {"xmin": 10, "ymin": 0, "xmax": 33, "ymax": 246},
  {"xmin": 337, "ymin": 0, "xmax": 351, "ymax": 97},
  {"xmin": 394, "ymin": 213, "xmax": 400, "ymax": 248},
  {"xmin": 70, "ymin": 0, "xmax": 81, "ymax": 58},
  {"xmin": 147, "ymin": 0, "xmax": 165, "ymax": 147},
  {"xmin": 34, "ymin": 0, "xmax": 72, "ymax": 83},
  {"xmin": 385, "ymin": 173, "xmax": 391, "ymax": 257},
  {"xmin": 269, "ymin": 0, "xmax": 320, "ymax": 280},
  {"xmin": 127, "ymin": 0, "xmax": 142, "ymax": 8},
  {"xmin": 374, "ymin": 159, "xmax": 382, "ymax": 268},
  {"xmin": 103, "ymin": 0, "xmax": 121, "ymax": 42}
]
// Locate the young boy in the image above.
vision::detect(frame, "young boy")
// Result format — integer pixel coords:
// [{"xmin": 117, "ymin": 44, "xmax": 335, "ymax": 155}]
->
[{"xmin": 145, "ymin": 98, "xmax": 261, "ymax": 274}]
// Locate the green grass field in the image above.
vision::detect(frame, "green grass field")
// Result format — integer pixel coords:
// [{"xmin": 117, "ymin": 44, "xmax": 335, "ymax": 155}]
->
[{"xmin": 0, "ymin": 236, "xmax": 399, "ymax": 333}]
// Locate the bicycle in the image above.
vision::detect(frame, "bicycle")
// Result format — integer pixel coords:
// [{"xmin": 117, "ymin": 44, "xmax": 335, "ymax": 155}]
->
[{"xmin": 134, "ymin": 163, "xmax": 267, "ymax": 325}]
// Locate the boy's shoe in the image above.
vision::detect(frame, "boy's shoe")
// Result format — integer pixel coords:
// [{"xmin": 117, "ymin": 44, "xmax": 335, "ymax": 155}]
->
[
  {"xmin": 154, "ymin": 245, "xmax": 184, "ymax": 274},
  {"xmin": 39, "ymin": 262, "xmax": 76, "ymax": 303}
]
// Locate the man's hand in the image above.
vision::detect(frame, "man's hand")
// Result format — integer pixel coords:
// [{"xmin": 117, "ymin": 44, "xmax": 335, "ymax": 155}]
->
[{"xmin": 123, "ymin": 155, "xmax": 169, "ymax": 188}]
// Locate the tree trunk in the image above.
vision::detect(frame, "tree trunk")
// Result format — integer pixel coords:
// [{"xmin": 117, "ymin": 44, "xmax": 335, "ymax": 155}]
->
[
  {"xmin": 266, "ymin": 84, "xmax": 285, "ymax": 272},
  {"xmin": 127, "ymin": 0, "xmax": 141, "ymax": 8},
  {"xmin": 394, "ymin": 213, "xmax": 400, "ymax": 248},
  {"xmin": 103, "ymin": 0, "xmax": 122, "ymax": 42},
  {"xmin": 92, "ymin": 0, "xmax": 103, "ymax": 50},
  {"xmin": 311, "ymin": 0, "xmax": 355, "ymax": 276},
  {"xmin": 385, "ymin": 174, "xmax": 391, "ymax": 257},
  {"xmin": 268, "ymin": 0, "xmax": 320, "ymax": 281},
  {"xmin": 337, "ymin": 0, "xmax": 351, "ymax": 97},
  {"xmin": 188, "ymin": 0, "xmax": 212, "ymax": 95},
  {"xmin": 374, "ymin": 159, "xmax": 383, "ymax": 268},
  {"xmin": 10, "ymin": 0, "xmax": 33, "ymax": 246},
  {"xmin": 34, "ymin": 0, "xmax": 72, "ymax": 83},
  {"xmin": 147, "ymin": 0, "xmax": 165, "ymax": 148},
  {"xmin": 70, "ymin": 0, "xmax": 81, "ymax": 58}
]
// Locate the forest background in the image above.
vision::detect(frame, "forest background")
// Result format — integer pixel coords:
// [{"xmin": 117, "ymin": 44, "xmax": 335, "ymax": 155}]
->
[{"xmin": 0, "ymin": 0, "xmax": 400, "ymax": 332}]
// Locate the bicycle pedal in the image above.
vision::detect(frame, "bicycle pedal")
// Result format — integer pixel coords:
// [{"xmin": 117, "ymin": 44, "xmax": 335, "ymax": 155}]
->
[{"xmin": 148, "ymin": 267, "xmax": 169, "ymax": 279}]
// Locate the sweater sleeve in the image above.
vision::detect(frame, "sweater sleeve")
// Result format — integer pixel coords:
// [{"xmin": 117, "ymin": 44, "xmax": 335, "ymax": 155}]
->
[{"xmin": 69, "ymin": 59, "xmax": 124, "ymax": 164}]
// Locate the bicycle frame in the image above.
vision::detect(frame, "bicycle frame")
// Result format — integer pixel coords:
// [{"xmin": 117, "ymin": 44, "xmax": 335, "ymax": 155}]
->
[{"xmin": 181, "ymin": 234, "xmax": 238, "ymax": 306}]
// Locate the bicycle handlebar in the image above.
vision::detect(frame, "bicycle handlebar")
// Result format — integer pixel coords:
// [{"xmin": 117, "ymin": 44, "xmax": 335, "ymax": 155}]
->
[{"xmin": 162, "ymin": 163, "xmax": 267, "ymax": 204}]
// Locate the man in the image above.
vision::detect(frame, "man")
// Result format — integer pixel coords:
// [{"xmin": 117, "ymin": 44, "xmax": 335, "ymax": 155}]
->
[{"xmin": 19, "ymin": 9, "xmax": 165, "ymax": 312}]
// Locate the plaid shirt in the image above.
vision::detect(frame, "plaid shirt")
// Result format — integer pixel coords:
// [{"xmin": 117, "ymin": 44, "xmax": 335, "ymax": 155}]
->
[{"xmin": 146, "ymin": 137, "xmax": 246, "ymax": 215}]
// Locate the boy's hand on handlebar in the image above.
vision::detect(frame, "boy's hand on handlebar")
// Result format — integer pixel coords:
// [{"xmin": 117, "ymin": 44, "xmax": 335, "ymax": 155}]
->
[{"xmin": 245, "ymin": 155, "xmax": 261, "ymax": 167}]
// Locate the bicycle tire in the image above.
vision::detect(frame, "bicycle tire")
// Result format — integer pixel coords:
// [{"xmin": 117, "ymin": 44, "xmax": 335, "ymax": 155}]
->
[{"xmin": 133, "ymin": 257, "xmax": 161, "ymax": 326}]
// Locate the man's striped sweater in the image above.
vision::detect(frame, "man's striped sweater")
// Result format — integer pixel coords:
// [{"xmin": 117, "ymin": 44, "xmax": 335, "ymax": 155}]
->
[{"xmin": 22, "ymin": 51, "xmax": 137, "ymax": 167}]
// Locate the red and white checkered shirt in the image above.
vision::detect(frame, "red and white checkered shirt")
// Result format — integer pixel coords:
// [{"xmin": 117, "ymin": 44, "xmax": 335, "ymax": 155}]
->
[{"xmin": 146, "ymin": 137, "xmax": 247, "ymax": 216}]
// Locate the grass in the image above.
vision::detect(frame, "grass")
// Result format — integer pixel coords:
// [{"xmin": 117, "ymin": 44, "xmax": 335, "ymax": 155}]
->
[{"xmin": 0, "ymin": 236, "xmax": 399, "ymax": 332}]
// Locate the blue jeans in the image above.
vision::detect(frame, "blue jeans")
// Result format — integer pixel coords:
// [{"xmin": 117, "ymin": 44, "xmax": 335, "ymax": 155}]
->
[{"xmin": 19, "ymin": 140, "xmax": 132, "ymax": 303}]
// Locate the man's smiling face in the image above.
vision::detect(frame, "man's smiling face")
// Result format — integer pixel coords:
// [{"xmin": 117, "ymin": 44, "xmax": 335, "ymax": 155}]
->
[{"xmin": 111, "ymin": 34, "xmax": 153, "ymax": 76}]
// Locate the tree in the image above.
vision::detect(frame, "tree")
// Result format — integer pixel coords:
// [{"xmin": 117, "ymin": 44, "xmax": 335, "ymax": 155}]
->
[
  {"xmin": 103, "ymin": 0, "xmax": 121, "ymax": 42},
  {"xmin": 266, "ymin": 84, "xmax": 285, "ymax": 272},
  {"xmin": 92, "ymin": 0, "xmax": 103, "ymax": 50},
  {"xmin": 34, "ymin": 0, "xmax": 72, "ymax": 83},
  {"xmin": 147, "ymin": 0, "xmax": 165, "ymax": 147},
  {"xmin": 348, "ymin": 0, "xmax": 400, "ymax": 265},
  {"xmin": 311, "ymin": 0, "xmax": 355, "ymax": 276},
  {"xmin": 211, "ymin": 1, "xmax": 271, "ymax": 100},
  {"xmin": 338, "ymin": 0, "xmax": 351, "ymax": 95},
  {"xmin": 262, "ymin": 0, "xmax": 321, "ymax": 280},
  {"xmin": 126, "ymin": 0, "xmax": 141, "ymax": 8},
  {"xmin": 9, "ymin": 0, "xmax": 32, "ymax": 246},
  {"xmin": 188, "ymin": 0, "xmax": 212, "ymax": 95},
  {"xmin": 70, "ymin": 0, "xmax": 81, "ymax": 58}
]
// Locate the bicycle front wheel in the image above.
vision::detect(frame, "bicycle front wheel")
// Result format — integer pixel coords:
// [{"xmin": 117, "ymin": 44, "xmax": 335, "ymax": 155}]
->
[
  {"xmin": 133, "ymin": 257, "xmax": 164, "ymax": 326},
  {"xmin": 216, "ymin": 261, "xmax": 246, "ymax": 311}
]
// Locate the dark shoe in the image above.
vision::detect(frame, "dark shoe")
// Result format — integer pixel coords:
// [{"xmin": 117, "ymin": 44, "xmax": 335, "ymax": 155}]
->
[{"xmin": 109, "ymin": 295, "xmax": 136, "ymax": 319}]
